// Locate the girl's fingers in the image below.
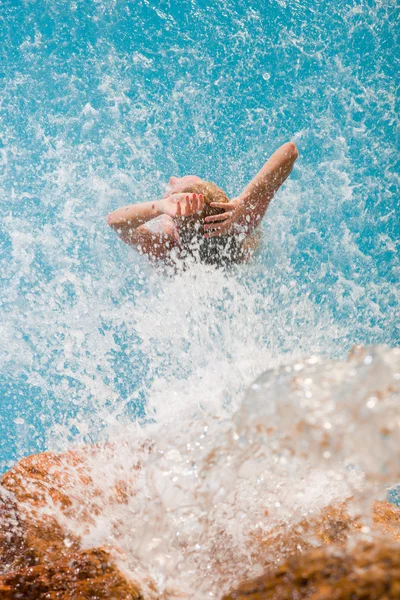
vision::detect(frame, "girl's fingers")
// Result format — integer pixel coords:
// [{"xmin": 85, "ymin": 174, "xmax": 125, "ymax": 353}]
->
[
  {"xmin": 204, "ymin": 213, "xmax": 230, "ymax": 223},
  {"xmin": 175, "ymin": 193, "xmax": 206, "ymax": 216},
  {"xmin": 210, "ymin": 202, "xmax": 235, "ymax": 209},
  {"xmin": 180, "ymin": 199, "xmax": 185, "ymax": 216},
  {"xmin": 184, "ymin": 193, "xmax": 198, "ymax": 213},
  {"xmin": 176, "ymin": 201, "xmax": 181, "ymax": 217}
]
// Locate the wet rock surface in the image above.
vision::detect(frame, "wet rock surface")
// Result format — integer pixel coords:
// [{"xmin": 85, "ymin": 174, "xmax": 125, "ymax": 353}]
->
[
  {"xmin": 238, "ymin": 500, "xmax": 400, "ymax": 600},
  {"xmin": 0, "ymin": 548, "xmax": 143, "ymax": 600},
  {"xmin": 0, "ymin": 451, "xmax": 146, "ymax": 599},
  {"xmin": 1, "ymin": 451, "xmax": 400, "ymax": 599},
  {"xmin": 0, "ymin": 451, "xmax": 82, "ymax": 571},
  {"xmin": 223, "ymin": 541, "xmax": 400, "ymax": 600}
]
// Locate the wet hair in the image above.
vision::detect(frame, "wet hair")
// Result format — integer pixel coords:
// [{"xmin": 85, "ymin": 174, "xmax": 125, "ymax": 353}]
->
[{"xmin": 177, "ymin": 181, "xmax": 245, "ymax": 266}]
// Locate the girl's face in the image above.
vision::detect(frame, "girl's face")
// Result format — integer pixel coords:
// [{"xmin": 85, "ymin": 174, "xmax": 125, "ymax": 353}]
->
[{"xmin": 164, "ymin": 175, "xmax": 202, "ymax": 197}]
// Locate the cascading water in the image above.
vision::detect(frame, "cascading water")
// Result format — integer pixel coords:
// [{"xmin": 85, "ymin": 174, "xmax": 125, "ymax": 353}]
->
[
  {"xmin": 0, "ymin": 0, "xmax": 398, "ymax": 597},
  {"xmin": 25, "ymin": 345, "xmax": 400, "ymax": 597}
]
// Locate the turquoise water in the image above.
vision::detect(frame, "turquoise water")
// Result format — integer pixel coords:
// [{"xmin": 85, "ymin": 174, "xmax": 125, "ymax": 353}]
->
[{"xmin": 0, "ymin": 0, "xmax": 398, "ymax": 473}]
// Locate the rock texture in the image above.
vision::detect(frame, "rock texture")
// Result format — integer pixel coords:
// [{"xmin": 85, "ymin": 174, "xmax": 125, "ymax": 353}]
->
[
  {"xmin": 0, "ymin": 450, "xmax": 146, "ymax": 599},
  {"xmin": 237, "ymin": 500, "xmax": 400, "ymax": 600},
  {"xmin": 1, "ymin": 450, "xmax": 400, "ymax": 599},
  {"xmin": 223, "ymin": 540, "xmax": 400, "ymax": 600},
  {"xmin": 0, "ymin": 548, "xmax": 143, "ymax": 600},
  {"xmin": 250, "ymin": 499, "xmax": 400, "ymax": 568},
  {"xmin": 0, "ymin": 450, "xmax": 87, "ymax": 571}
]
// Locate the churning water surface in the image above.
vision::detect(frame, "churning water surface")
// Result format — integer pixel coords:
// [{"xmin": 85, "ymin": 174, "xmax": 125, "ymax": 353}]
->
[{"xmin": 0, "ymin": 0, "xmax": 399, "ymax": 596}]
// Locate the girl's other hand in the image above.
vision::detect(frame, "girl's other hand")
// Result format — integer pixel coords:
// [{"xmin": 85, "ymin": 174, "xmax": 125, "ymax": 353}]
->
[
  {"xmin": 159, "ymin": 193, "xmax": 204, "ymax": 218},
  {"xmin": 204, "ymin": 198, "xmax": 244, "ymax": 238}
]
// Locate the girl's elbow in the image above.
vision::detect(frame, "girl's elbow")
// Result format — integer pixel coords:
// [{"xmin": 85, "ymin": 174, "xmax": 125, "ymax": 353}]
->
[
  {"xmin": 107, "ymin": 213, "xmax": 117, "ymax": 228},
  {"xmin": 286, "ymin": 141, "xmax": 298, "ymax": 160}
]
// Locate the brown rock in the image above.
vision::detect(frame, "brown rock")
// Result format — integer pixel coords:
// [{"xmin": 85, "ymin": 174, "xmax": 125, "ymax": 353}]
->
[
  {"xmin": 2, "ymin": 450, "xmax": 400, "ymax": 600},
  {"xmin": 0, "ymin": 547, "xmax": 143, "ymax": 599},
  {"xmin": 223, "ymin": 540, "xmax": 400, "ymax": 600},
  {"xmin": 226, "ymin": 502, "xmax": 400, "ymax": 599},
  {"xmin": 0, "ymin": 451, "xmax": 85, "ymax": 570},
  {"xmin": 250, "ymin": 502, "xmax": 361, "ymax": 567},
  {"xmin": 0, "ymin": 447, "xmax": 142, "ymax": 571},
  {"xmin": 248, "ymin": 500, "xmax": 400, "ymax": 572},
  {"xmin": 0, "ymin": 451, "xmax": 149, "ymax": 599},
  {"xmin": 373, "ymin": 500, "xmax": 400, "ymax": 541}
]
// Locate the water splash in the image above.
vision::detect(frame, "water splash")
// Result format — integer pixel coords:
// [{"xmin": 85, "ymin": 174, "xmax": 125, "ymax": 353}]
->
[
  {"xmin": 1, "ymin": 0, "xmax": 398, "ymax": 467},
  {"xmin": 33, "ymin": 344, "xmax": 398, "ymax": 598},
  {"xmin": 0, "ymin": 1, "xmax": 398, "ymax": 594}
]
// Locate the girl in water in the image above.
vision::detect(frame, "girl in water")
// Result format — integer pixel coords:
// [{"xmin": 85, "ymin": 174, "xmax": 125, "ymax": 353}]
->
[{"xmin": 107, "ymin": 142, "xmax": 298, "ymax": 266}]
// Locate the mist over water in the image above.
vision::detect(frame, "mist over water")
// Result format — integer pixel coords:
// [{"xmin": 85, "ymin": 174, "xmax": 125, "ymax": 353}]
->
[{"xmin": 0, "ymin": 0, "xmax": 399, "ymax": 596}]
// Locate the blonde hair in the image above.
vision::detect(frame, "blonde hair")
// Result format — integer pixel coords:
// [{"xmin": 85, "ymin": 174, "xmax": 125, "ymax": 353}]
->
[
  {"xmin": 178, "ymin": 181, "xmax": 244, "ymax": 266},
  {"xmin": 184, "ymin": 181, "xmax": 230, "ymax": 210}
]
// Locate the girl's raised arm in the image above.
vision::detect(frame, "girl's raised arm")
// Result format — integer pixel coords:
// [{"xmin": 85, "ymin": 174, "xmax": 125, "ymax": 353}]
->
[
  {"xmin": 107, "ymin": 193, "xmax": 203, "ymax": 261},
  {"xmin": 204, "ymin": 142, "xmax": 298, "ymax": 237}
]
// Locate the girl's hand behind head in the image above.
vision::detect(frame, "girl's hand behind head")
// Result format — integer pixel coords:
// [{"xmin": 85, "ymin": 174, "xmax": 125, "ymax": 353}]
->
[{"xmin": 203, "ymin": 198, "xmax": 244, "ymax": 238}]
